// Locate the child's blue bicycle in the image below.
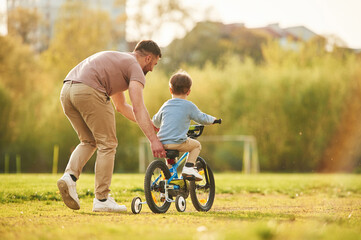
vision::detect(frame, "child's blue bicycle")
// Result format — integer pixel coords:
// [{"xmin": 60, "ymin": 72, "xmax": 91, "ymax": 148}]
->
[{"xmin": 131, "ymin": 119, "xmax": 222, "ymax": 214}]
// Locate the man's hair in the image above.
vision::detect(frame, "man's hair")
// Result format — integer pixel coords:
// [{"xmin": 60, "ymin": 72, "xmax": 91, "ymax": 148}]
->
[
  {"xmin": 134, "ymin": 40, "xmax": 162, "ymax": 58},
  {"xmin": 169, "ymin": 70, "xmax": 192, "ymax": 95}
]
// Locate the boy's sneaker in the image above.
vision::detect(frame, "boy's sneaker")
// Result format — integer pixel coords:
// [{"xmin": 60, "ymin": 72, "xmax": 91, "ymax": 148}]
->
[
  {"xmin": 182, "ymin": 166, "xmax": 203, "ymax": 181},
  {"xmin": 57, "ymin": 173, "xmax": 80, "ymax": 210},
  {"xmin": 92, "ymin": 196, "xmax": 127, "ymax": 212}
]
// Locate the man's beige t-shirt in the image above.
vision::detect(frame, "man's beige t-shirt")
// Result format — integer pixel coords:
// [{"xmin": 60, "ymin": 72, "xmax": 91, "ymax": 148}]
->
[{"xmin": 64, "ymin": 51, "xmax": 145, "ymax": 96}]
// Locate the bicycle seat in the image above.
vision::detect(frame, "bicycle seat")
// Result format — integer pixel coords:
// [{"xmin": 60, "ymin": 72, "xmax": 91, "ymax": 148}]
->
[{"xmin": 165, "ymin": 150, "xmax": 179, "ymax": 159}]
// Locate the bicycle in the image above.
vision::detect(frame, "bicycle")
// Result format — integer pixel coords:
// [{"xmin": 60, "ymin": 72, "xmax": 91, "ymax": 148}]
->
[{"xmin": 131, "ymin": 119, "xmax": 222, "ymax": 214}]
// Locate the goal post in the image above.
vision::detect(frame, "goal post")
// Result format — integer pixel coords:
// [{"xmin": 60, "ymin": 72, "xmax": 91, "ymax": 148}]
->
[{"xmin": 139, "ymin": 135, "xmax": 260, "ymax": 174}]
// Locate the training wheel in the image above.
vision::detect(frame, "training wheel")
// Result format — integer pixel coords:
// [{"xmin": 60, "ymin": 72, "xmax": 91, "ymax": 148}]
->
[
  {"xmin": 175, "ymin": 195, "xmax": 186, "ymax": 212},
  {"xmin": 131, "ymin": 197, "xmax": 142, "ymax": 214}
]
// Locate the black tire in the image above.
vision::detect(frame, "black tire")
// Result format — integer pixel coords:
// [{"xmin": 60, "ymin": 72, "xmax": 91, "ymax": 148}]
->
[
  {"xmin": 175, "ymin": 195, "xmax": 186, "ymax": 212},
  {"xmin": 189, "ymin": 156, "xmax": 215, "ymax": 212},
  {"xmin": 144, "ymin": 160, "xmax": 172, "ymax": 213},
  {"xmin": 131, "ymin": 197, "xmax": 142, "ymax": 214}
]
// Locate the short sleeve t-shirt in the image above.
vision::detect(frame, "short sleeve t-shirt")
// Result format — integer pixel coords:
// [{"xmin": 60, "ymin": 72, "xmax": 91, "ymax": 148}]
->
[{"xmin": 64, "ymin": 51, "xmax": 145, "ymax": 96}]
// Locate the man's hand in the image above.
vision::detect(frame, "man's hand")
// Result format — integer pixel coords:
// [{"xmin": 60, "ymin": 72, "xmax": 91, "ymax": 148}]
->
[
  {"xmin": 153, "ymin": 124, "xmax": 160, "ymax": 133},
  {"xmin": 150, "ymin": 139, "xmax": 166, "ymax": 158}
]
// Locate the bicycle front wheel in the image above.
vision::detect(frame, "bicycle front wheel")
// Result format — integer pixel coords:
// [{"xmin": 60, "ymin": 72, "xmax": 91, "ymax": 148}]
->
[
  {"xmin": 189, "ymin": 156, "xmax": 215, "ymax": 211},
  {"xmin": 144, "ymin": 160, "xmax": 172, "ymax": 213}
]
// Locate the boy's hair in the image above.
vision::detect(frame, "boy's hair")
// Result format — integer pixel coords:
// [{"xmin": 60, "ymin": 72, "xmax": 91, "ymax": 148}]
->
[
  {"xmin": 169, "ymin": 70, "xmax": 192, "ymax": 95},
  {"xmin": 134, "ymin": 40, "xmax": 162, "ymax": 58}
]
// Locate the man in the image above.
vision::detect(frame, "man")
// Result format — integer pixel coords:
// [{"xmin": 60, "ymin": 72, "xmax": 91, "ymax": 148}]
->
[{"xmin": 57, "ymin": 40, "xmax": 166, "ymax": 212}]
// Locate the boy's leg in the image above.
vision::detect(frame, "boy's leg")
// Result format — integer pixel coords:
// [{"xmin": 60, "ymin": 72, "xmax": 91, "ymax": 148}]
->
[
  {"xmin": 163, "ymin": 143, "xmax": 180, "ymax": 169},
  {"xmin": 164, "ymin": 138, "xmax": 201, "ymax": 163},
  {"xmin": 164, "ymin": 138, "xmax": 203, "ymax": 181},
  {"xmin": 164, "ymin": 138, "xmax": 201, "ymax": 162},
  {"xmin": 176, "ymin": 138, "xmax": 201, "ymax": 164}
]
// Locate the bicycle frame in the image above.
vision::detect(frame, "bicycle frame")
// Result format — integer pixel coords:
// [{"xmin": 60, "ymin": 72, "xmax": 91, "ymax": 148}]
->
[
  {"xmin": 149, "ymin": 152, "xmax": 190, "ymax": 203},
  {"xmin": 151, "ymin": 152, "xmax": 189, "ymax": 187},
  {"xmin": 167, "ymin": 152, "xmax": 188, "ymax": 183}
]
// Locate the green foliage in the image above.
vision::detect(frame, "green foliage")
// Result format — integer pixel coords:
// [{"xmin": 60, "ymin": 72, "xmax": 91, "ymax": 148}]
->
[
  {"xmin": 144, "ymin": 44, "xmax": 358, "ymax": 172},
  {"xmin": 162, "ymin": 21, "xmax": 268, "ymax": 72},
  {"xmin": 0, "ymin": 0, "xmax": 128, "ymax": 173},
  {"xmin": 0, "ymin": 35, "xmax": 52, "ymax": 172},
  {"xmin": 0, "ymin": 83, "xmax": 11, "ymax": 149},
  {"xmin": 1, "ymin": 3, "xmax": 361, "ymax": 172},
  {"xmin": 41, "ymin": 0, "xmax": 116, "ymax": 78},
  {"xmin": 174, "ymin": 40, "xmax": 357, "ymax": 172},
  {"xmin": 127, "ymin": 0, "xmax": 194, "ymax": 41},
  {"xmin": 7, "ymin": 7, "xmax": 41, "ymax": 45}
]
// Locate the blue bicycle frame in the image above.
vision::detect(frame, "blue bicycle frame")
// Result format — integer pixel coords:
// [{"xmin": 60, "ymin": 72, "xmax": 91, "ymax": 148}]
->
[
  {"xmin": 151, "ymin": 152, "xmax": 189, "ymax": 188},
  {"xmin": 167, "ymin": 152, "xmax": 189, "ymax": 183}
]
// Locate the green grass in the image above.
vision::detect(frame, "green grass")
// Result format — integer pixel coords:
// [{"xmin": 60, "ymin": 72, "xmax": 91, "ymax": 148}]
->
[{"xmin": 1, "ymin": 173, "xmax": 361, "ymax": 240}]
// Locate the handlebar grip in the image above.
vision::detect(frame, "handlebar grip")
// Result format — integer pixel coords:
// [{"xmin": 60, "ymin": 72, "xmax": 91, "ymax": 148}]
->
[{"xmin": 213, "ymin": 119, "xmax": 222, "ymax": 124}]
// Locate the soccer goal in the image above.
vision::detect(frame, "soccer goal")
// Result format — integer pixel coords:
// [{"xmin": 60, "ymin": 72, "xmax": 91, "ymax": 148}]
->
[{"xmin": 138, "ymin": 135, "xmax": 259, "ymax": 174}]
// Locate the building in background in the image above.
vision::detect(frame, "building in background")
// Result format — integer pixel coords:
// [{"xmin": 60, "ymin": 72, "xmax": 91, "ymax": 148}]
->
[
  {"xmin": 5, "ymin": 0, "xmax": 126, "ymax": 51},
  {"xmin": 251, "ymin": 23, "xmax": 318, "ymax": 50}
]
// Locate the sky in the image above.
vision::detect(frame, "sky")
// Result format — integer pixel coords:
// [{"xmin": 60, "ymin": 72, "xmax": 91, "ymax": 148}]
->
[
  {"xmin": 1, "ymin": 0, "xmax": 360, "ymax": 49},
  {"xmin": 150, "ymin": 0, "xmax": 361, "ymax": 49}
]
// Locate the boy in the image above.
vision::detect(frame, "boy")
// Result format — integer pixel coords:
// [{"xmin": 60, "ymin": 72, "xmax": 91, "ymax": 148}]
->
[{"xmin": 152, "ymin": 70, "xmax": 217, "ymax": 181}]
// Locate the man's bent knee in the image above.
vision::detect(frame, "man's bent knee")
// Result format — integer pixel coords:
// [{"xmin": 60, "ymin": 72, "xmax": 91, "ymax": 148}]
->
[
  {"xmin": 97, "ymin": 140, "xmax": 118, "ymax": 153},
  {"xmin": 80, "ymin": 140, "xmax": 97, "ymax": 148}
]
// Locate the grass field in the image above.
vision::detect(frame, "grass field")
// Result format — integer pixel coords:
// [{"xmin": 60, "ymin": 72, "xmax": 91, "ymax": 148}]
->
[{"xmin": 1, "ymin": 173, "xmax": 361, "ymax": 240}]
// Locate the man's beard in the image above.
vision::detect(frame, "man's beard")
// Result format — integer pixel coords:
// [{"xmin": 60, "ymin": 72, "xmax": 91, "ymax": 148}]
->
[{"xmin": 143, "ymin": 62, "xmax": 152, "ymax": 75}]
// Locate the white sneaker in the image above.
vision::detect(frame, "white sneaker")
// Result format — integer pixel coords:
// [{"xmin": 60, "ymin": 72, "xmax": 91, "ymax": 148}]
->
[
  {"xmin": 57, "ymin": 173, "xmax": 80, "ymax": 210},
  {"xmin": 182, "ymin": 166, "xmax": 203, "ymax": 181},
  {"xmin": 92, "ymin": 196, "xmax": 127, "ymax": 212}
]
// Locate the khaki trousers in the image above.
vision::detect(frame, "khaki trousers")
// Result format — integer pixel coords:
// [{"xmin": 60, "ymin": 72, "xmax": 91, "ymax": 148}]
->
[
  {"xmin": 164, "ymin": 138, "xmax": 201, "ymax": 164},
  {"xmin": 60, "ymin": 82, "xmax": 117, "ymax": 199}
]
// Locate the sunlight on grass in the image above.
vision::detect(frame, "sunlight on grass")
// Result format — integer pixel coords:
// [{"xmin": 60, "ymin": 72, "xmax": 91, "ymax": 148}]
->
[{"xmin": 0, "ymin": 173, "xmax": 360, "ymax": 239}]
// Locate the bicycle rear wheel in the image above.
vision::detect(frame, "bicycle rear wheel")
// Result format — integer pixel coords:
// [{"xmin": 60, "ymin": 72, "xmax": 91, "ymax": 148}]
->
[
  {"xmin": 189, "ymin": 156, "xmax": 215, "ymax": 211},
  {"xmin": 144, "ymin": 160, "xmax": 172, "ymax": 213}
]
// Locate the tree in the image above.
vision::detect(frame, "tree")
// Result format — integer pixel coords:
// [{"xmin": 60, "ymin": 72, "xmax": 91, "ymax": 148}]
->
[
  {"xmin": 0, "ymin": 83, "xmax": 11, "ymax": 150},
  {"xmin": 0, "ymin": 34, "xmax": 52, "ymax": 172},
  {"xmin": 162, "ymin": 21, "xmax": 268, "ymax": 72},
  {"xmin": 41, "ymin": 0, "xmax": 116, "ymax": 77},
  {"xmin": 127, "ymin": 0, "xmax": 195, "ymax": 41},
  {"xmin": 7, "ymin": 7, "xmax": 41, "ymax": 45}
]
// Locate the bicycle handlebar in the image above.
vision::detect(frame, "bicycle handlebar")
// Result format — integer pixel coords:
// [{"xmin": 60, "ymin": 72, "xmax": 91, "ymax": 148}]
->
[
  {"xmin": 213, "ymin": 119, "xmax": 222, "ymax": 124},
  {"xmin": 187, "ymin": 119, "xmax": 222, "ymax": 139}
]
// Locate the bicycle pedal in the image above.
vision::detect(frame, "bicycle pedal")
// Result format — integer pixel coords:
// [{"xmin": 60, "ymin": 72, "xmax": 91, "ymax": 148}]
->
[{"xmin": 184, "ymin": 176, "xmax": 196, "ymax": 181}]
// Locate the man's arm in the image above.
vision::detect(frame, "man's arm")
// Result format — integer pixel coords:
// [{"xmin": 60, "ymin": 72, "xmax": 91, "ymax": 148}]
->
[
  {"xmin": 111, "ymin": 92, "xmax": 136, "ymax": 122},
  {"xmin": 128, "ymin": 81, "xmax": 166, "ymax": 158}
]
